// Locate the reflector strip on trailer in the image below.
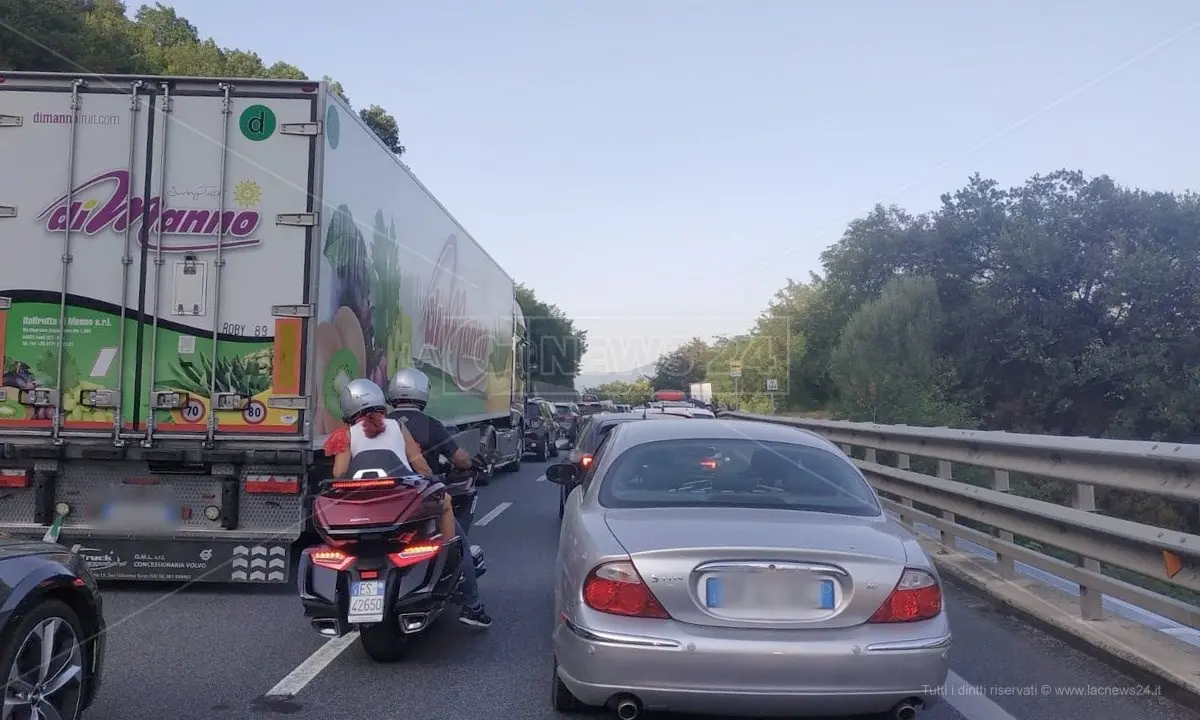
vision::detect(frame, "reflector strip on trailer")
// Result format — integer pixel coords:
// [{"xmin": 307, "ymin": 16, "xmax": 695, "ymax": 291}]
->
[{"xmin": 272, "ymin": 317, "xmax": 303, "ymax": 395}]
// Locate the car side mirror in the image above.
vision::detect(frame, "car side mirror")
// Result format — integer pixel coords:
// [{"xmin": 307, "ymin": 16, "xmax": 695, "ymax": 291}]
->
[{"xmin": 545, "ymin": 462, "xmax": 579, "ymax": 486}]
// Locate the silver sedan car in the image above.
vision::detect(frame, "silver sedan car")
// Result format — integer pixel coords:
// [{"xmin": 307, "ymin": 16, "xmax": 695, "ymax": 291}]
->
[{"xmin": 545, "ymin": 418, "xmax": 951, "ymax": 719}]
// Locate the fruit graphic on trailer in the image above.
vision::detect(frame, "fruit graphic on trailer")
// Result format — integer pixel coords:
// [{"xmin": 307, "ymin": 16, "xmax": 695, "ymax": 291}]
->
[{"xmin": 312, "ymin": 314, "xmax": 371, "ymax": 436}]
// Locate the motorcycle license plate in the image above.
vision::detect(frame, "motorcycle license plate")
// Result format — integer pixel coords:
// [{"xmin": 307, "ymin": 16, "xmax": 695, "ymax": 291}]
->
[{"xmin": 347, "ymin": 580, "xmax": 385, "ymax": 624}]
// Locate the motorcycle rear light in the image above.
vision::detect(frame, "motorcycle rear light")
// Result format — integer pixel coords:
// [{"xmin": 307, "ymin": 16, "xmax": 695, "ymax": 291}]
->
[
  {"xmin": 580, "ymin": 455, "xmax": 593, "ymax": 468},
  {"xmin": 868, "ymin": 568, "xmax": 942, "ymax": 623},
  {"xmin": 360, "ymin": 570, "xmax": 379, "ymax": 580},
  {"xmin": 0, "ymin": 469, "xmax": 30, "ymax": 488},
  {"xmin": 328, "ymin": 478, "xmax": 396, "ymax": 490},
  {"xmin": 700, "ymin": 459, "xmax": 717, "ymax": 470},
  {"xmin": 245, "ymin": 475, "xmax": 300, "ymax": 494},
  {"xmin": 310, "ymin": 546, "xmax": 355, "ymax": 571},
  {"xmin": 387, "ymin": 542, "xmax": 441, "ymax": 569},
  {"xmin": 582, "ymin": 560, "xmax": 670, "ymax": 619}
]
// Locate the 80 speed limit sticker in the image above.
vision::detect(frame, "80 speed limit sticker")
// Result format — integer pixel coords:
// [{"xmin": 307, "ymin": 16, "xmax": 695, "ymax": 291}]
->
[{"xmin": 242, "ymin": 400, "xmax": 267, "ymax": 424}]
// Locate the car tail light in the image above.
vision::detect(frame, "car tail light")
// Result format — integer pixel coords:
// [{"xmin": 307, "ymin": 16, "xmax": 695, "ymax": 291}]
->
[
  {"xmin": 579, "ymin": 455, "xmax": 593, "ymax": 469},
  {"xmin": 245, "ymin": 475, "xmax": 301, "ymax": 494},
  {"xmin": 0, "ymin": 469, "xmax": 30, "ymax": 488},
  {"xmin": 387, "ymin": 541, "xmax": 442, "ymax": 568},
  {"xmin": 310, "ymin": 546, "xmax": 355, "ymax": 571},
  {"xmin": 699, "ymin": 458, "xmax": 717, "ymax": 470},
  {"xmin": 582, "ymin": 561, "xmax": 670, "ymax": 619},
  {"xmin": 868, "ymin": 568, "xmax": 942, "ymax": 623}
]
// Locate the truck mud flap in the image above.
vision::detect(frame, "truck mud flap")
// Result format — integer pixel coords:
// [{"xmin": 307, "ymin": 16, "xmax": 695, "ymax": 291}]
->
[{"xmin": 54, "ymin": 535, "xmax": 292, "ymax": 583}]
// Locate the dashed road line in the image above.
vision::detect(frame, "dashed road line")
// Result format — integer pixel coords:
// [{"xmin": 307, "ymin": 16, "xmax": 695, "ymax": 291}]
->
[
  {"xmin": 475, "ymin": 502, "xmax": 512, "ymax": 526},
  {"xmin": 264, "ymin": 631, "xmax": 360, "ymax": 699}
]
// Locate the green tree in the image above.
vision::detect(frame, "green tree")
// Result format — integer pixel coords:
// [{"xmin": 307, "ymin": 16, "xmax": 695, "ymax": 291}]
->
[
  {"xmin": 828, "ymin": 275, "xmax": 971, "ymax": 426},
  {"xmin": 516, "ymin": 284, "xmax": 587, "ymax": 387},
  {"xmin": 650, "ymin": 337, "xmax": 712, "ymax": 391},
  {"xmin": 359, "ymin": 104, "xmax": 405, "ymax": 156},
  {"xmin": 0, "ymin": 1, "xmax": 407, "ymax": 152}
]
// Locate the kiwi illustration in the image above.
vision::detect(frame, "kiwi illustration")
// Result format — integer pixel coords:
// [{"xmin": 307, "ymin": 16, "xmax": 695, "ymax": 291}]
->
[
  {"xmin": 312, "ymin": 322, "xmax": 345, "ymax": 435},
  {"xmin": 323, "ymin": 348, "xmax": 359, "ymax": 425},
  {"xmin": 332, "ymin": 306, "xmax": 367, "ymax": 370}
]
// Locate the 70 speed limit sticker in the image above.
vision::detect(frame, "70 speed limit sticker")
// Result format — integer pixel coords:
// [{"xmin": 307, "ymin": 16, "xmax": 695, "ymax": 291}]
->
[
  {"xmin": 242, "ymin": 400, "xmax": 267, "ymax": 424},
  {"xmin": 180, "ymin": 399, "xmax": 206, "ymax": 423}
]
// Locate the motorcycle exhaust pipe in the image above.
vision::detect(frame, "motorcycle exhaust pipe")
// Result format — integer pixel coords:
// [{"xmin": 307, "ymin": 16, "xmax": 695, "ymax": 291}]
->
[
  {"xmin": 613, "ymin": 695, "xmax": 641, "ymax": 720},
  {"xmin": 892, "ymin": 700, "xmax": 918, "ymax": 720},
  {"xmin": 310, "ymin": 618, "xmax": 339, "ymax": 637}
]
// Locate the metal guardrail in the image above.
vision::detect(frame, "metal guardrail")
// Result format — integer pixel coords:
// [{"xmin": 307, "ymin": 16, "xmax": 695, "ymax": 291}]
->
[{"xmin": 720, "ymin": 412, "xmax": 1200, "ymax": 632}]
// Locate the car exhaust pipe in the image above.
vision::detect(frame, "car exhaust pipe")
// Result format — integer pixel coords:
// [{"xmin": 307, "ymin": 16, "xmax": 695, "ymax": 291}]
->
[
  {"xmin": 892, "ymin": 700, "xmax": 918, "ymax": 720},
  {"xmin": 310, "ymin": 618, "xmax": 339, "ymax": 637},
  {"xmin": 613, "ymin": 695, "xmax": 641, "ymax": 720}
]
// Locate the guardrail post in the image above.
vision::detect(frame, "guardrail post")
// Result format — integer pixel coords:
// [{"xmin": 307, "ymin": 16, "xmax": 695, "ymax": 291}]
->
[
  {"xmin": 937, "ymin": 461, "xmax": 956, "ymax": 547},
  {"xmin": 896, "ymin": 453, "xmax": 914, "ymax": 528},
  {"xmin": 992, "ymin": 469, "xmax": 1016, "ymax": 579},
  {"xmin": 1073, "ymin": 483, "xmax": 1104, "ymax": 620}
]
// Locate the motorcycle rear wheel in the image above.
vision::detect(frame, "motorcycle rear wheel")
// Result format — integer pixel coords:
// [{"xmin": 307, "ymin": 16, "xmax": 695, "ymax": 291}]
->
[{"xmin": 359, "ymin": 618, "xmax": 409, "ymax": 662}]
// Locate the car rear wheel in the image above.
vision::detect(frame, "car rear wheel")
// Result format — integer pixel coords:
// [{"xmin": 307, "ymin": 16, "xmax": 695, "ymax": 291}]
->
[
  {"xmin": 0, "ymin": 598, "xmax": 87, "ymax": 720},
  {"xmin": 550, "ymin": 657, "xmax": 585, "ymax": 712}
]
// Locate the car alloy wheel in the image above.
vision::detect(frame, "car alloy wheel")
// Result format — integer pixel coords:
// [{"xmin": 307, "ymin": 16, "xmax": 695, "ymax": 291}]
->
[{"xmin": 4, "ymin": 609, "xmax": 85, "ymax": 720}]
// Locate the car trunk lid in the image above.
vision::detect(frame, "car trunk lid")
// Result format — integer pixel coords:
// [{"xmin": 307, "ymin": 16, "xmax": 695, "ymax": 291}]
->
[{"xmin": 603, "ymin": 506, "xmax": 910, "ymax": 629}]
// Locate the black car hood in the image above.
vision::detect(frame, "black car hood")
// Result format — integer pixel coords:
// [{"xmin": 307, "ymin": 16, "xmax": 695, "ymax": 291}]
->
[{"xmin": 0, "ymin": 537, "xmax": 60, "ymax": 561}]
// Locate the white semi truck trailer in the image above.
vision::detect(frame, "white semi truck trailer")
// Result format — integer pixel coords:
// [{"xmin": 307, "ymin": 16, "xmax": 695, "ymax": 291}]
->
[{"xmin": 0, "ymin": 71, "xmax": 529, "ymax": 582}]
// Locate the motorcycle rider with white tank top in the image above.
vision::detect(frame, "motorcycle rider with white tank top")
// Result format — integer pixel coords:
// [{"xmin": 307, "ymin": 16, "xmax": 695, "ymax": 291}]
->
[{"xmin": 323, "ymin": 378, "xmax": 455, "ymax": 542}]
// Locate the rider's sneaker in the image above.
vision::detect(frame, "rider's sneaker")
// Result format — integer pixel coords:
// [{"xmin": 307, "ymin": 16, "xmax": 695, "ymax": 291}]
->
[{"xmin": 458, "ymin": 603, "xmax": 492, "ymax": 629}]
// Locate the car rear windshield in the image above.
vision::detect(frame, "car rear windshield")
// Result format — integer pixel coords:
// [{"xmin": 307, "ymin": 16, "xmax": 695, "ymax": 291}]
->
[
  {"xmin": 555, "ymin": 404, "xmax": 572, "ymax": 413},
  {"xmin": 578, "ymin": 403, "xmax": 606, "ymax": 415},
  {"xmin": 597, "ymin": 438, "xmax": 881, "ymax": 516},
  {"xmin": 582, "ymin": 419, "xmax": 639, "ymax": 452}
]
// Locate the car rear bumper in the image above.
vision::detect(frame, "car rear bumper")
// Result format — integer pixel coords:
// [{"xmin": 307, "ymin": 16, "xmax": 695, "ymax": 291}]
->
[{"xmin": 553, "ymin": 608, "xmax": 951, "ymax": 716}]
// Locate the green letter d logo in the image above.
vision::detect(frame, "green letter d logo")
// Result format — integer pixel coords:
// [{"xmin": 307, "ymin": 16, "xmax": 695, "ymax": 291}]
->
[{"xmin": 239, "ymin": 104, "xmax": 277, "ymax": 141}]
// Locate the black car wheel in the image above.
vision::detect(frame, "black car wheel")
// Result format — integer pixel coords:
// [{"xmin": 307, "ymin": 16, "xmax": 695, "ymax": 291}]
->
[{"xmin": 1, "ymin": 599, "xmax": 87, "ymax": 720}]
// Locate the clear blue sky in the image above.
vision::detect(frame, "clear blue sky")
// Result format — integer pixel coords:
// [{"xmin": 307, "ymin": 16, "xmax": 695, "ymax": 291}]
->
[{"xmin": 160, "ymin": 0, "xmax": 1200, "ymax": 373}]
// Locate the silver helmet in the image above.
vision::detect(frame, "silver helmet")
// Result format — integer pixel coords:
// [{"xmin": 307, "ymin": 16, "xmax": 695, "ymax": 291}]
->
[
  {"xmin": 338, "ymin": 378, "xmax": 387, "ymax": 421},
  {"xmin": 386, "ymin": 368, "xmax": 431, "ymax": 407}
]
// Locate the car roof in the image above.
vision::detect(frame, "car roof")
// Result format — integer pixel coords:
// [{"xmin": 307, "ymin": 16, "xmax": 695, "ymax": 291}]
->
[{"xmin": 603, "ymin": 417, "xmax": 842, "ymax": 453}]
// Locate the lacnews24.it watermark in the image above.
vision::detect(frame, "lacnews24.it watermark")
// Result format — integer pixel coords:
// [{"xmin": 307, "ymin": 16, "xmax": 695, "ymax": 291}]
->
[{"xmin": 922, "ymin": 683, "xmax": 1163, "ymax": 698}]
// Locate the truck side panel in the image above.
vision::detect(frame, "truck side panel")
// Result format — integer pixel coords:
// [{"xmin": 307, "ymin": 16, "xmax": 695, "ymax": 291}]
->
[{"xmin": 312, "ymin": 93, "xmax": 516, "ymax": 445}]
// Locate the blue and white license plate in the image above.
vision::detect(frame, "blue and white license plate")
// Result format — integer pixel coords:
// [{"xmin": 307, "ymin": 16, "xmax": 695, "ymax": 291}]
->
[
  {"xmin": 704, "ymin": 575, "xmax": 836, "ymax": 610},
  {"xmin": 347, "ymin": 580, "xmax": 385, "ymax": 624}
]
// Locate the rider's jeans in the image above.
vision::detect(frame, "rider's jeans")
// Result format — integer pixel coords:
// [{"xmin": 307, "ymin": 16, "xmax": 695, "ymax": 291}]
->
[{"xmin": 456, "ymin": 518, "xmax": 480, "ymax": 607}]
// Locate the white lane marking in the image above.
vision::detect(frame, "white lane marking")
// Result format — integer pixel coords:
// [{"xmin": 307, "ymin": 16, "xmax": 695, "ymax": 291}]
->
[
  {"xmin": 941, "ymin": 671, "xmax": 1021, "ymax": 720},
  {"xmin": 535, "ymin": 474, "xmax": 546, "ymax": 482},
  {"xmin": 264, "ymin": 631, "xmax": 360, "ymax": 698},
  {"xmin": 475, "ymin": 502, "xmax": 512, "ymax": 526}
]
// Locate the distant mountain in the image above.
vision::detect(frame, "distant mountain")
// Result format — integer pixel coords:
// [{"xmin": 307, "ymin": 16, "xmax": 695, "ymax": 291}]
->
[{"xmin": 575, "ymin": 363, "xmax": 656, "ymax": 391}]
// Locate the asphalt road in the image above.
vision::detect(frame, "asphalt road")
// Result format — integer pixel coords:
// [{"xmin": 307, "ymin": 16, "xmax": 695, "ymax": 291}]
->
[{"xmin": 84, "ymin": 456, "xmax": 1200, "ymax": 720}]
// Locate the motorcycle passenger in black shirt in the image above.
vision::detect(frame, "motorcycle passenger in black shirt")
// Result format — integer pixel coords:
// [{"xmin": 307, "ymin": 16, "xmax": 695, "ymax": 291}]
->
[{"xmin": 386, "ymin": 367, "xmax": 493, "ymax": 629}]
